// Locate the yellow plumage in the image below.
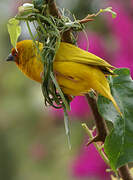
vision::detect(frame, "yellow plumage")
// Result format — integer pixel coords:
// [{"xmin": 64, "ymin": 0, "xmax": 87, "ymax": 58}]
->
[{"xmin": 10, "ymin": 40, "xmax": 121, "ymax": 115}]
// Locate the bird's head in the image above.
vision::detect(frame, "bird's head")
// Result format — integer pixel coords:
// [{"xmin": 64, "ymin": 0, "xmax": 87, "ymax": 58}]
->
[
  {"xmin": 6, "ymin": 40, "xmax": 37, "ymax": 65},
  {"xmin": 6, "ymin": 40, "xmax": 43, "ymax": 83},
  {"xmin": 6, "ymin": 47, "xmax": 19, "ymax": 64}
]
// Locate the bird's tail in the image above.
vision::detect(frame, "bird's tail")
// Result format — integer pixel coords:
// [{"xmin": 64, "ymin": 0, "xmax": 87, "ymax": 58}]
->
[
  {"xmin": 108, "ymin": 93, "xmax": 122, "ymax": 116},
  {"xmin": 97, "ymin": 82, "xmax": 122, "ymax": 116}
]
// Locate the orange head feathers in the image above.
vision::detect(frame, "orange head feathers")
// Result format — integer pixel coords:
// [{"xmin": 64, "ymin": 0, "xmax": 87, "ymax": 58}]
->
[{"xmin": 7, "ymin": 40, "xmax": 43, "ymax": 82}]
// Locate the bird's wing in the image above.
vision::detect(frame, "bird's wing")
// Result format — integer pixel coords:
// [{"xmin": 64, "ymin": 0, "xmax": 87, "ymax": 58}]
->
[{"xmin": 55, "ymin": 42, "xmax": 115, "ymax": 73}]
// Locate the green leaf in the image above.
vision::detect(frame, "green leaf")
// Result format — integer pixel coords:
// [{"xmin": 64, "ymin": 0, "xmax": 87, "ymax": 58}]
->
[
  {"xmin": 7, "ymin": 18, "xmax": 21, "ymax": 49},
  {"xmin": 100, "ymin": 7, "xmax": 117, "ymax": 18},
  {"xmin": 97, "ymin": 68, "xmax": 133, "ymax": 170}
]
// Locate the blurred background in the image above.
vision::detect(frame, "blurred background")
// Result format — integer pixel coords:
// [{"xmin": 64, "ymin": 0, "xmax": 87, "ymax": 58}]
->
[{"xmin": 0, "ymin": 0, "xmax": 132, "ymax": 179}]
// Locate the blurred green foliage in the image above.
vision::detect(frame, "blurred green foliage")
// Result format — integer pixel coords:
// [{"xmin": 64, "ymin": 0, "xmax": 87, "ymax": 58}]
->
[{"xmin": 0, "ymin": 2, "xmax": 86, "ymax": 180}]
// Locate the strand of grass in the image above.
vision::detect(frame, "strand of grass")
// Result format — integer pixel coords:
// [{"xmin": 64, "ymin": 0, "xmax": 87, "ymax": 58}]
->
[
  {"xmin": 82, "ymin": 29, "xmax": 89, "ymax": 51},
  {"xmin": 37, "ymin": 14, "xmax": 60, "ymax": 35},
  {"xmin": 82, "ymin": 123, "xmax": 110, "ymax": 166},
  {"xmin": 33, "ymin": 20, "xmax": 43, "ymax": 40},
  {"xmin": 15, "ymin": 16, "xmax": 36, "ymax": 21},
  {"xmin": 37, "ymin": 16, "xmax": 60, "ymax": 55},
  {"xmin": 50, "ymin": 72, "xmax": 70, "ymax": 111},
  {"xmin": 37, "ymin": 16, "xmax": 47, "ymax": 35},
  {"xmin": 63, "ymin": 107, "xmax": 71, "ymax": 150},
  {"xmin": 50, "ymin": 71, "xmax": 71, "ymax": 148},
  {"xmin": 26, "ymin": 20, "xmax": 42, "ymax": 58},
  {"xmin": 36, "ymin": 14, "xmax": 61, "ymax": 53}
]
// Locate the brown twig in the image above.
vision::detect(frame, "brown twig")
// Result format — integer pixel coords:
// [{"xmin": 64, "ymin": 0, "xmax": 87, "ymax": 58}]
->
[
  {"xmin": 85, "ymin": 94, "xmax": 109, "ymax": 145},
  {"xmin": 78, "ymin": 14, "xmax": 95, "ymax": 24},
  {"xmin": 46, "ymin": 0, "xmax": 61, "ymax": 18},
  {"xmin": 46, "ymin": 0, "xmax": 72, "ymax": 43},
  {"xmin": 44, "ymin": 1, "xmax": 133, "ymax": 180},
  {"xmin": 118, "ymin": 165, "xmax": 133, "ymax": 180},
  {"xmin": 79, "ymin": 18, "xmax": 94, "ymax": 24}
]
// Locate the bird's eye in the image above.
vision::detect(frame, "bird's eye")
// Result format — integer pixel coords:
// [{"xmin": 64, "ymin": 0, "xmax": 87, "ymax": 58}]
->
[{"xmin": 14, "ymin": 52, "xmax": 18, "ymax": 56}]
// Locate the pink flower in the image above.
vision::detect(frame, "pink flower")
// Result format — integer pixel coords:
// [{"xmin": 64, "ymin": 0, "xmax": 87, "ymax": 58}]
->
[
  {"xmin": 71, "ymin": 140, "xmax": 110, "ymax": 180},
  {"xmin": 106, "ymin": 1, "xmax": 133, "ymax": 75},
  {"xmin": 78, "ymin": 31, "xmax": 107, "ymax": 60}
]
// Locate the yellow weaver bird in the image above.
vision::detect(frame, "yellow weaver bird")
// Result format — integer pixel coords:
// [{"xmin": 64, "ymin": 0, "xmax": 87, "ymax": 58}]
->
[{"xmin": 6, "ymin": 40, "xmax": 121, "ymax": 115}]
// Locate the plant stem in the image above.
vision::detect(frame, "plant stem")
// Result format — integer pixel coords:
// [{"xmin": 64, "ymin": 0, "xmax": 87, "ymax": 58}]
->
[
  {"xmin": 82, "ymin": 123, "xmax": 109, "ymax": 166},
  {"xmin": 46, "ymin": 0, "xmax": 61, "ymax": 18},
  {"xmin": 118, "ymin": 165, "xmax": 133, "ymax": 180},
  {"xmin": 85, "ymin": 94, "xmax": 109, "ymax": 143}
]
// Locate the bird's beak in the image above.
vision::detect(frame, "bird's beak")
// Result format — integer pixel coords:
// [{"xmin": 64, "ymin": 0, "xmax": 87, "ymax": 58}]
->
[{"xmin": 6, "ymin": 53, "xmax": 14, "ymax": 61}]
